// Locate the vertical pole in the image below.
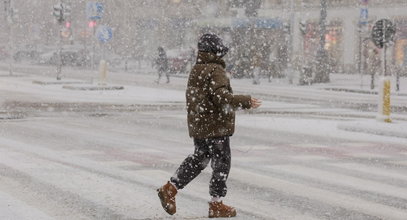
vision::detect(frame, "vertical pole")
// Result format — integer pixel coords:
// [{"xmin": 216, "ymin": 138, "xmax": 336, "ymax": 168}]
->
[
  {"xmin": 57, "ymin": 27, "xmax": 62, "ymax": 80},
  {"xmin": 5, "ymin": 0, "xmax": 13, "ymax": 76},
  {"xmin": 378, "ymin": 22, "xmax": 391, "ymax": 123},
  {"xmin": 8, "ymin": 14, "xmax": 13, "ymax": 76},
  {"xmin": 320, "ymin": 0, "xmax": 327, "ymax": 58},
  {"xmin": 396, "ymin": 65, "xmax": 400, "ymax": 91},
  {"xmin": 359, "ymin": 0, "xmax": 369, "ymax": 88},
  {"xmin": 92, "ymin": 21, "xmax": 96, "ymax": 70},
  {"xmin": 382, "ymin": 76, "xmax": 391, "ymax": 122},
  {"xmin": 57, "ymin": 25, "xmax": 62, "ymax": 80},
  {"xmin": 83, "ymin": 20, "xmax": 87, "ymax": 66},
  {"xmin": 287, "ymin": 0, "xmax": 295, "ymax": 84},
  {"xmin": 91, "ymin": 22, "xmax": 96, "ymax": 70},
  {"xmin": 56, "ymin": 1, "xmax": 63, "ymax": 80},
  {"xmin": 359, "ymin": 24, "xmax": 363, "ymax": 88},
  {"xmin": 383, "ymin": 43, "xmax": 387, "ymax": 77},
  {"xmin": 383, "ymin": 45, "xmax": 391, "ymax": 123},
  {"xmin": 299, "ymin": 2, "xmax": 304, "ymax": 59}
]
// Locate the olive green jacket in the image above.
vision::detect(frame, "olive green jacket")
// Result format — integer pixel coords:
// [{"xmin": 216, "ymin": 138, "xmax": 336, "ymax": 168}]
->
[{"xmin": 186, "ymin": 52, "xmax": 252, "ymax": 139}]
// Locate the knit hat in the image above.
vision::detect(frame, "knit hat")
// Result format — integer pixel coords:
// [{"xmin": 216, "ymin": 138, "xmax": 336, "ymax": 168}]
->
[{"xmin": 197, "ymin": 33, "xmax": 229, "ymax": 58}]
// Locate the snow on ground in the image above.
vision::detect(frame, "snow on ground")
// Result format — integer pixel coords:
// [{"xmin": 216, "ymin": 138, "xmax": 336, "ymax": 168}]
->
[
  {"xmin": 237, "ymin": 116, "xmax": 407, "ymax": 145},
  {"xmin": 0, "ymin": 75, "xmax": 185, "ymax": 105},
  {"xmin": 0, "ymin": 65, "xmax": 407, "ymax": 219},
  {"xmin": 338, "ymin": 120, "xmax": 407, "ymax": 139},
  {"xmin": 0, "ymin": 191, "xmax": 53, "ymax": 220}
]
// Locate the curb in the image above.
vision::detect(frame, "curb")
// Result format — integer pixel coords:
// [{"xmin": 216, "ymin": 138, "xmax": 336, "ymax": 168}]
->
[
  {"xmin": 324, "ymin": 87, "xmax": 407, "ymax": 97},
  {"xmin": 33, "ymin": 80, "xmax": 91, "ymax": 85},
  {"xmin": 62, "ymin": 85, "xmax": 124, "ymax": 91},
  {"xmin": 337, "ymin": 121, "xmax": 407, "ymax": 139}
]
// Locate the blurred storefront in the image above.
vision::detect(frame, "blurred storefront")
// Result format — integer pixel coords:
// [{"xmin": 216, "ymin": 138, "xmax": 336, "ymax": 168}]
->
[
  {"xmin": 197, "ymin": 17, "xmax": 284, "ymax": 78},
  {"xmin": 394, "ymin": 18, "xmax": 407, "ymax": 67},
  {"xmin": 303, "ymin": 20, "xmax": 343, "ymax": 73},
  {"xmin": 230, "ymin": 18, "xmax": 284, "ymax": 78}
]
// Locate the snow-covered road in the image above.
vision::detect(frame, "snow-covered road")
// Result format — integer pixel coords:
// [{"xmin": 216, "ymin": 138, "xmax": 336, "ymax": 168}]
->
[
  {"xmin": 0, "ymin": 66, "xmax": 407, "ymax": 219},
  {"xmin": 1, "ymin": 109, "xmax": 407, "ymax": 220}
]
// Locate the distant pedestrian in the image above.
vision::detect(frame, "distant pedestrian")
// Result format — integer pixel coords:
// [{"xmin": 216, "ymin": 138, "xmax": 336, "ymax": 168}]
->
[
  {"xmin": 251, "ymin": 54, "xmax": 261, "ymax": 85},
  {"xmin": 157, "ymin": 33, "xmax": 261, "ymax": 218},
  {"xmin": 267, "ymin": 46, "xmax": 283, "ymax": 82},
  {"xmin": 155, "ymin": 46, "xmax": 169, "ymax": 84}
]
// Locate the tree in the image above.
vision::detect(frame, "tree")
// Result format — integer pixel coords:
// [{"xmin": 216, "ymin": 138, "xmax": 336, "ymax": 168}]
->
[{"xmin": 313, "ymin": 0, "xmax": 330, "ymax": 83}]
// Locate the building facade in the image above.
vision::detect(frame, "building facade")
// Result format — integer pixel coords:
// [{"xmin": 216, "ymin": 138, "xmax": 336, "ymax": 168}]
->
[
  {"xmin": 259, "ymin": 0, "xmax": 407, "ymax": 73},
  {"xmin": 195, "ymin": 0, "xmax": 407, "ymax": 74},
  {"xmin": 3, "ymin": 0, "xmax": 407, "ymax": 74}
]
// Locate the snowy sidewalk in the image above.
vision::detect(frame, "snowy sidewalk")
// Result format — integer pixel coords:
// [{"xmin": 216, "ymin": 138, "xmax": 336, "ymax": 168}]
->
[
  {"xmin": 338, "ymin": 120, "xmax": 407, "ymax": 139},
  {"xmin": 2, "ymin": 62, "xmax": 407, "ymax": 111},
  {"xmin": 1, "ymin": 67, "xmax": 407, "ymax": 141}
]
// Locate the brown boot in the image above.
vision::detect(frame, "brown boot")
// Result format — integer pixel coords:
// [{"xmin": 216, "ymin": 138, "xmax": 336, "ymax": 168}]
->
[
  {"xmin": 208, "ymin": 201, "xmax": 237, "ymax": 218},
  {"xmin": 157, "ymin": 181, "xmax": 178, "ymax": 215}
]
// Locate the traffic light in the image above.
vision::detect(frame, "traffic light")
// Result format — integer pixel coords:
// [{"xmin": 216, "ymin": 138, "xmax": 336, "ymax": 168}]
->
[
  {"xmin": 299, "ymin": 20, "xmax": 307, "ymax": 35},
  {"xmin": 88, "ymin": 20, "xmax": 97, "ymax": 28},
  {"xmin": 4, "ymin": 0, "xmax": 18, "ymax": 24},
  {"xmin": 53, "ymin": 4, "xmax": 63, "ymax": 23},
  {"xmin": 53, "ymin": 3, "xmax": 71, "ymax": 24}
]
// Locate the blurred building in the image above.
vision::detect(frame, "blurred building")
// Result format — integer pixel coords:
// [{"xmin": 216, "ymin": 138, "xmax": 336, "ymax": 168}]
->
[
  {"xmin": 259, "ymin": 0, "xmax": 407, "ymax": 73},
  {"xmin": 96, "ymin": 0, "xmax": 201, "ymax": 58},
  {"xmin": 3, "ymin": 0, "xmax": 407, "ymax": 74},
  {"xmin": 1, "ymin": 0, "xmax": 202, "ymax": 60},
  {"xmin": 195, "ymin": 0, "xmax": 407, "ymax": 74}
]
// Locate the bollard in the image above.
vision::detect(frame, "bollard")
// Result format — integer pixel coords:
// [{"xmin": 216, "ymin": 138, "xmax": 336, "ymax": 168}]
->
[
  {"xmin": 99, "ymin": 59, "xmax": 108, "ymax": 85},
  {"xmin": 377, "ymin": 77, "xmax": 391, "ymax": 123}
]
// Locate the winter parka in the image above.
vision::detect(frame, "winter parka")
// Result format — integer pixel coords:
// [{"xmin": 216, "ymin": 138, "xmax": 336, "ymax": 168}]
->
[
  {"xmin": 156, "ymin": 47, "xmax": 168, "ymax": 72},
  {"xmin": 186, "ymin": 52, "xmax": 252, "ymax": 139}
]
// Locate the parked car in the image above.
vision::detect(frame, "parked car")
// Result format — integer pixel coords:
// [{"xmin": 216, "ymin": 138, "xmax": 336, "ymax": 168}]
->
[
  {"xmin": 166, "ymin": 49, "xmax": 193, "ymax": 74},
  {"xmin": 13, "ymin": 45, "xmax": 40, "ymax": 62},
  {"xmin": 38, "ymin": 46, "xmax": 90, "ymax": 67},
  {"xmin": 38, "ymin": 50, "xmax": 57, "ymax": 65}
]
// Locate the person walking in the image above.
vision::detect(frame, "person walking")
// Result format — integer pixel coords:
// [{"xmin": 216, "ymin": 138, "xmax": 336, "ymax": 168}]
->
[
  {"xmin": 251, "ymin": 53, "xmax": 262, "ymax": 85},
  {"xmin": 155, "ymin": 46, "xmax": 170, "ymax": 84},
  {"xmin": 157, "ymin": 33, "xmax": 262, "ymax": 218}
]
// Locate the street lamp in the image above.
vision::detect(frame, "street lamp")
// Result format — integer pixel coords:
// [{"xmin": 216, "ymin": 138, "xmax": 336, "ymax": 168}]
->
[
  {"xmin": 4, "ymin": 0, "xmax": 17, "ymax": 76},
  {"xmin": 53, "ymin": 0, "xmax": 71, "ymax": 80}
]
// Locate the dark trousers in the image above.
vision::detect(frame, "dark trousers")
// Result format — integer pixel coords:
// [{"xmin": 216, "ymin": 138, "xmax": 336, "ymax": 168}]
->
[
  {"xmin": 170, "ymin": 136, "xmax": 231, "ymax": 197},
  {"xmin": 157, "ymin": 69, "xmax": 169, "ymax": 83}
]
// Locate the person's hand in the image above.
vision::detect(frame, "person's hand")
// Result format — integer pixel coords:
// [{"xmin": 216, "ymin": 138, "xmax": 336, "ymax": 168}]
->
[{"xmin": 251, "ymin": 98, "xmax": 262, "ymax": 109}]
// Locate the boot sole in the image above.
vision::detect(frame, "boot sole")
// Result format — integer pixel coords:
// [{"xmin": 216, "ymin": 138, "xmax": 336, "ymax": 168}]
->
[
  {"xmin": 209, "ymin": 214, "xmax": 236, "ymax": 218},
  {"xmin": 208, "ymin": 208, "xmax": 236, "ymax": 218}
]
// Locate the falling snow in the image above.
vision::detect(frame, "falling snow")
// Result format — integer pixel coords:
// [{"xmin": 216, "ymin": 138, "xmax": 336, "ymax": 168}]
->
[{"xmin": 1, "ymin": 0, "xmax": 407, "ymax": 219}]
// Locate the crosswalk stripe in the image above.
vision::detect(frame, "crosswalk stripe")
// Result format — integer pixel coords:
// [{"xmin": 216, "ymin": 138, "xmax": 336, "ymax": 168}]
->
[
  {"xmin": 329, "ymin": 162, "xmax": 407, "ymax": 182},
  {"xmin": 231, "ymin": 168, "xmax": 407, "ymax": 220},
  {"xmin": 266, "ymin": 165, "xmax": 407, "ymax": 200}
]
